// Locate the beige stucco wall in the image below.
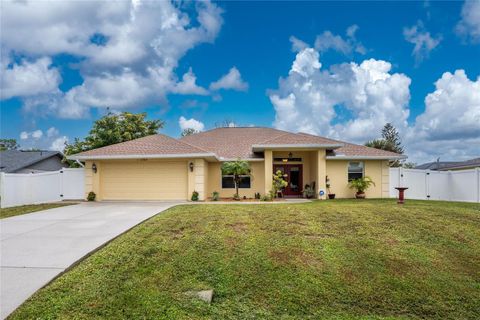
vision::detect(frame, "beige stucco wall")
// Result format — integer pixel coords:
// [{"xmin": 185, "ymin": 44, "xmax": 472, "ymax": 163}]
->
[
  {"xmin": 84, "ymin": 156, "xmax": 390, "ymax": 201},
  {"xmin": 207, "ymin": 161, "xmax": 265, "ymax": 199},
  {"xmin": 326, "ymin": 160, "xmax": 390, "ymax": 198}
]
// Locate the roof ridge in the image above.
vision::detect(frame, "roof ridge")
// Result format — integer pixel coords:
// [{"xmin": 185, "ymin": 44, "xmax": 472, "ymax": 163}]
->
[
  {"xmin": 175, "ymin": 136, "xmax": 214, "ymax": 154},
  {"xmin": 258, "ymin": 132, "xmax": 292, "ymax": 144}
]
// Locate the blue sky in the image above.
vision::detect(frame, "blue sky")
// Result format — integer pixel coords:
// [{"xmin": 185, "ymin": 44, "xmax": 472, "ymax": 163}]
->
[{"xmin": 1, "ymin": 0, "xmax": 479, "ymax": 163}]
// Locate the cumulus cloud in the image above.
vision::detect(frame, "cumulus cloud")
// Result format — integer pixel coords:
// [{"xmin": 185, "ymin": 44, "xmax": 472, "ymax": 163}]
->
[
  {"xmin": 1, "ymin": 0, "xmax": 223, "ymax": 117},
  {"xmin": 268, "ymin": 47, "xmax": 410, "ymax": 143},
  {"xmin": 46, "ymin": 127, "xmax": 59, "ymax": 138},
  {"xmin": 268, "ymin": 43, "xmax": 480, "ymax": 163},
  {"xmin": 18, "ymin": 127, "xmax": 69, "ymax": 151},
  {"xmin": 313, "ymin": 24, "xmax": 366, "ymax": 55},
  {"xmin": 403, "ymin": 21, "xmax": 441, "ymax": 64},
  {"xmin": 405, "ymin": 70, "xmax": 480, "ymax": 162},
  {"xmin": 19, "ymin": 129, "xmax": 43, "ymax": 140},
  {"xmin": 50, "ymin": 136, "xmax": 69, "ymax": 152},
  {"xmin": 1, "ymin": 57, "xmax": 61, "ymax": 100},
  {"xmin": 178, "ymin": 116, "xmax": 205, "ymax": 132},
  {"xmin": 210, "ymin": 67, "xmax": 248, "ymax": 91},
  {"xmin": 173, "ymin": 68, "xmax": 209, "ymax": 95},
  {"xmin": 456, "ymin": 0, "xmax": 480, "ymax": 43}
]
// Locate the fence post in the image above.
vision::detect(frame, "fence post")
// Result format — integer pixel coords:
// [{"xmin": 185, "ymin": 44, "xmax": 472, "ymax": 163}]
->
[
  {"xmin": 425, "ymin": 170, "xmax": 430, "ymax": 200},
  {"xmin": 0, "ymin": 172, "xmax": 5, "ymax": 208},
  {"xmin": 476, "ymin": 168, "xmax": 480, "ymax": 203}
]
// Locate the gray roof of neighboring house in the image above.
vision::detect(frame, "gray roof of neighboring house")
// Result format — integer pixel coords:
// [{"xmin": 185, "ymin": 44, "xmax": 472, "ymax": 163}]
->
[
  {"xmin": 0, "ymin": 150, "xmax": 63, "ymax": 173},
  {"xmin": 415, "ymin": 157, "xmax": 480, "ymax": 171}
]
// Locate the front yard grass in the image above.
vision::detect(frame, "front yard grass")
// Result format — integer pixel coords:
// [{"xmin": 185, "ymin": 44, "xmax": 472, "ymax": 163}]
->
[
  {"xmin": 9, "ymin": 199, "xmax": 480, "ymax": 319},
  {"xmin": 0, "ymin": 202, "xmax": 76, "ymax": 219}
]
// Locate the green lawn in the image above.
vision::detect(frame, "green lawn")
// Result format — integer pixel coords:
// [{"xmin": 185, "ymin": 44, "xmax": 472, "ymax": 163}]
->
[
  {"xmin": 9, "ymin": 200, "xmax": 480, "ymax": 319},
  {"xmin": 0, "ymin": 202, "xmax": 76, "ymax": 219}
]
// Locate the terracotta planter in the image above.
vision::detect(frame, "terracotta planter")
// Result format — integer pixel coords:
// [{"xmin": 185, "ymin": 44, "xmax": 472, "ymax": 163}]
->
[
  {"xmin": 328, "ymin": 194, "xmax": 336, "ymax": 199},
  {"xmin": 355, "ymin": 192, "xmax": 366, "ymax": 199}
]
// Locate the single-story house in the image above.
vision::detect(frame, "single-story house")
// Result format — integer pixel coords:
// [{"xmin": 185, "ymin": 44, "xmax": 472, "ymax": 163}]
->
[
  {"xmin": 0, "ymin": 150, "xmax": 67, "ymax": 173},
  {"xmin": 415, "ymin": 158, "xmax": 480, "ymax": 171},
  {"xmin": 68, "ymin": 127, "xmax": 405, "ymax": 201}
]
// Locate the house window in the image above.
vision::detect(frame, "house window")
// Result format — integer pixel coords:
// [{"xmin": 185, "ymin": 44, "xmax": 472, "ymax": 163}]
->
[
  {"xmin": 221, "ymin": 175, "xmax": 251, "ymax": 188},
  {"xmin": 348, "ymin": 161, "xmax": 364, "ymax": 181}
]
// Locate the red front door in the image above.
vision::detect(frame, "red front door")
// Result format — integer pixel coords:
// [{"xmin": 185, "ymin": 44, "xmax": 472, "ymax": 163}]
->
[{"xmin": 273, "ymin": 164, "xmax": 303, "ymax": 196}]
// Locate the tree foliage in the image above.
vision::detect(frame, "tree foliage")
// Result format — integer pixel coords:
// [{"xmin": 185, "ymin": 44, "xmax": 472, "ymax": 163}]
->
[
  {"xmin": 365, "ymin": 123, "xmax": 404, "ymax": 167},
  {"xmin": 0, "ymin": 139, "xmax": 19, "ymax": 151},
  {"xmin": 180, "ymin": 128, "xmax": 199, "ymax": 137},
  {"xmin": 221, "ymin": 159, "xmax": 251, "ymax": 199},
  {"xmin": 64, "ymin": 112, "xmax": 163, "ymax": 155}
]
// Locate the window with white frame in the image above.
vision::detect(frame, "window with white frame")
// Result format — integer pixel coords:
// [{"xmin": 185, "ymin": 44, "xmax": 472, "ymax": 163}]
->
[
  {"xmin": 221, "ymin": 175, "xmax": 251, "ymax": 189},
  {"xmin": 348, "ymin": 161, "xmax": 364, "ymax": 181}
]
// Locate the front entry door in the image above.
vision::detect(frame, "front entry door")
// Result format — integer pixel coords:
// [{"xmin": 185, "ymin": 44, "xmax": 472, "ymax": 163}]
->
[{"xmin": 273, "ymin": 164, "xmax": 303, "ymax": 197}]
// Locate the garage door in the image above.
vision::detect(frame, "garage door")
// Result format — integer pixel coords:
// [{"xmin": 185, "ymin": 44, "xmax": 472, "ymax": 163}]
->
[{"xmin": 100, "ymin": 160, "xmax": 188, "ymax": 200}]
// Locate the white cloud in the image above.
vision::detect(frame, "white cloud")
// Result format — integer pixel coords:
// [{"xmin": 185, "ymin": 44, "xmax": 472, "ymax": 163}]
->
[
  {"xmin": 405, "ymin": 70, "xmax": 480, "ymax": 163},
  {"xmin": 173, "ymin": 68, "xmax": 209, "ymax": 95},
  {"xmin": 269, "ymin": 44, "xmax": 480, "ymax": 163},
  {"xmin": 456, "ymin": 0, "xmax": 480, "ymax": 43},
  {"xmin": 178, "ymin": 116, "xmax": 205, "ymax": 132},
  {"xmin": 314, "ymin": 24, "xmax": 366, "ymax": 55},
  {"xmin": 1, "ymin": 57, "xmax": 61, "ymax": 100},
  {"xmin": 20, "ymin": 132, "xmax": 29, "ymax": 140},
  {"xmin": 31, "ymin": 130, "xmax": 43, "ymax": 139},
  {"xmin": 47, "ymin": 127, "xmax": 59, "ymax": 138},
  {"xmin": 268, "ymin": 47, "xmax": 410, "ymax": 143},
  {"xmin": 1, "ymin": 0, "xmax": 224, "ymax": 117},
  {"xmin": 289, "ymin": 36, "xmax": 309, "ymax": 52},
  {"xmin": 50, "ymin": 136, "xmax": 68, "ymax": 152},
  {"xmin": 18, "ymin": 127, "xmax": 69, "ymax": 152},
  {"xmin": 403, "ymin": 21, "xmax": 441, "ymax": 64},
  {"xmin": 209, "ymin": 67, "xmax": 248, "ymax": 91}
]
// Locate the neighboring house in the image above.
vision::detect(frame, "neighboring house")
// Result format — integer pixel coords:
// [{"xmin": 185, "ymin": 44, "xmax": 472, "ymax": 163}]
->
[
  {"xmin": 68, "ymin": 127, "xmax": 405, "ymax": 201},
  {"xmin": 415, "ymin": 158, "xmax": 480, "ymax": 171},
  {"xmin": 0, "ymin": 150, "xmax": 67, "ymax": 173}
]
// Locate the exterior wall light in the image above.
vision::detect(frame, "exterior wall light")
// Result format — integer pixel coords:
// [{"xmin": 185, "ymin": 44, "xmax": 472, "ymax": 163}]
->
[
  {"xmin": 92, "ymin": 163, "xmax": 97, "ymax": 173},
  {"xmin": 189, "ymin": 162, "xmax": 194, "ymax": 172}
]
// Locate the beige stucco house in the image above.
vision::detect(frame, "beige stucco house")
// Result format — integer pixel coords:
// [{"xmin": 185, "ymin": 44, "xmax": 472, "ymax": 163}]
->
[{"xmin": 68, "ymin": 127, "xmax": 405, "ymax": 201}]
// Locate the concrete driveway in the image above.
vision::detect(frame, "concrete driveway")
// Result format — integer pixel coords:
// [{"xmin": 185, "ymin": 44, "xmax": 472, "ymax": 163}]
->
[{"xmin": 0, "ymin": 201, "xmax": 181, "ymax": 319}]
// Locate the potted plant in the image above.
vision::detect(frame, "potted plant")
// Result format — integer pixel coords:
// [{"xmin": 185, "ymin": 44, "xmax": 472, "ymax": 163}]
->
[
  {"xmin": 349, "ymin": 177, "xmax": 375, "ymax": 199},
  {"xmin": 326, "ymin": 176, "xmax": 335, "ymax": 199},
  {"xmin": 303, "ymin": 184, "xmax": 315, "ymax": 199},
  {"xmin": 272, "ymin": 170, "xmax": 288, "ymax": 198}
]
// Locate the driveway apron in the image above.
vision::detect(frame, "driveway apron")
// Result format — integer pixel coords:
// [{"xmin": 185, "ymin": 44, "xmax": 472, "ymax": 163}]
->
[{"xmin": 0, "ymin": 201, "xmax": 180, "ymax": 319}]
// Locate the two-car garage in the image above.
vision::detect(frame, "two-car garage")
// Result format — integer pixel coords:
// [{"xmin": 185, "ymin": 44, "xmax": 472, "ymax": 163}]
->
[{"xmin": 99, "ymin": 160, "xmax": 188, "ymax": 200}]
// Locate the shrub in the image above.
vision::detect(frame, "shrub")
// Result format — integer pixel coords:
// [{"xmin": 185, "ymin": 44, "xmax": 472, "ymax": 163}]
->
[
  {"xmin": 233, "ymin": 193, "xmax": 240, "ymax": 201},
  {"xmin": 212, "ymin": 191, "xmax": 219, "ymax": 201},
  {"xmin": 254, "ymin": 192, "xmax": 261, "ymax": 200},
  {"xmin": 349, "ymin": 177, "xmax": 375, "ymax": 194},
  {"xmin": 261, "ymin": 194, "xmax": 272, "ymax": 201},
  {"xmin": 191, "ymin": 191, "xmax": 199, "ymax": 201},
  {"xmin": 87, "ymin": 191, "xmax": 96, "ymax": 201},
  {"xmin": 303, "ymin": 184, "xmax": 316, "ymax": 199}
]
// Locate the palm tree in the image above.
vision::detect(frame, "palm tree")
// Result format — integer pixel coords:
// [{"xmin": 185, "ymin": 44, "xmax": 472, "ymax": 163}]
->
[{"xmin": 221, "ymin": 159, "xmax": 251, "ymax": 199}]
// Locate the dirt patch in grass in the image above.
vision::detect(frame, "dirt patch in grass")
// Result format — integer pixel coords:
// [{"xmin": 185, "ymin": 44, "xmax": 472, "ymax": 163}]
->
[{"xmin": 9, "ymin": 199, "xmax": 480, "ymax": 320}]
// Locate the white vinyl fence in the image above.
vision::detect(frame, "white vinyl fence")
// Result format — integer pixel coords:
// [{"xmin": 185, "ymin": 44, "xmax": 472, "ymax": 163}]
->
[
  {"xmin": 389, "ymin": 167, "xmax": 480, "ymax": 203},
  {"xmin": 0, "ymin": 168, "xmax": 85, "ymax": 208}
]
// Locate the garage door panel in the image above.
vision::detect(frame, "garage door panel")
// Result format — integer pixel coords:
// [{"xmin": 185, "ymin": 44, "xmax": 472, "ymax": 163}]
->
[{"xmin": 101, "ymin": 161, "xmax": 187, "ymax": 200}]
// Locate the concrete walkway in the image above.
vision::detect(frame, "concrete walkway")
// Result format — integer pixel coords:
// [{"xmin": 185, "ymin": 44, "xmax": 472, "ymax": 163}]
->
[{"xmin": 0, "ymin": 202, "xmax": 181, "ymax": 319}]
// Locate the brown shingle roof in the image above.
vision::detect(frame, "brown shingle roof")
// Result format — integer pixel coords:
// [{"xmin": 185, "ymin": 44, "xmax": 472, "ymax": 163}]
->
[
  {"xmin": 180, "ymin": 127, "xmax": 288, "ymax": 159},
  {"xmin": 70, "ymin": 127, "xmax": 404, "ymax": 160},
  {"xmin": 297, "ymin": 132, "xmax": 402, "ymax": 158},
  {"xmin": 71, "ymin": 134, "xmax": 211, "ymax": 158}
]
